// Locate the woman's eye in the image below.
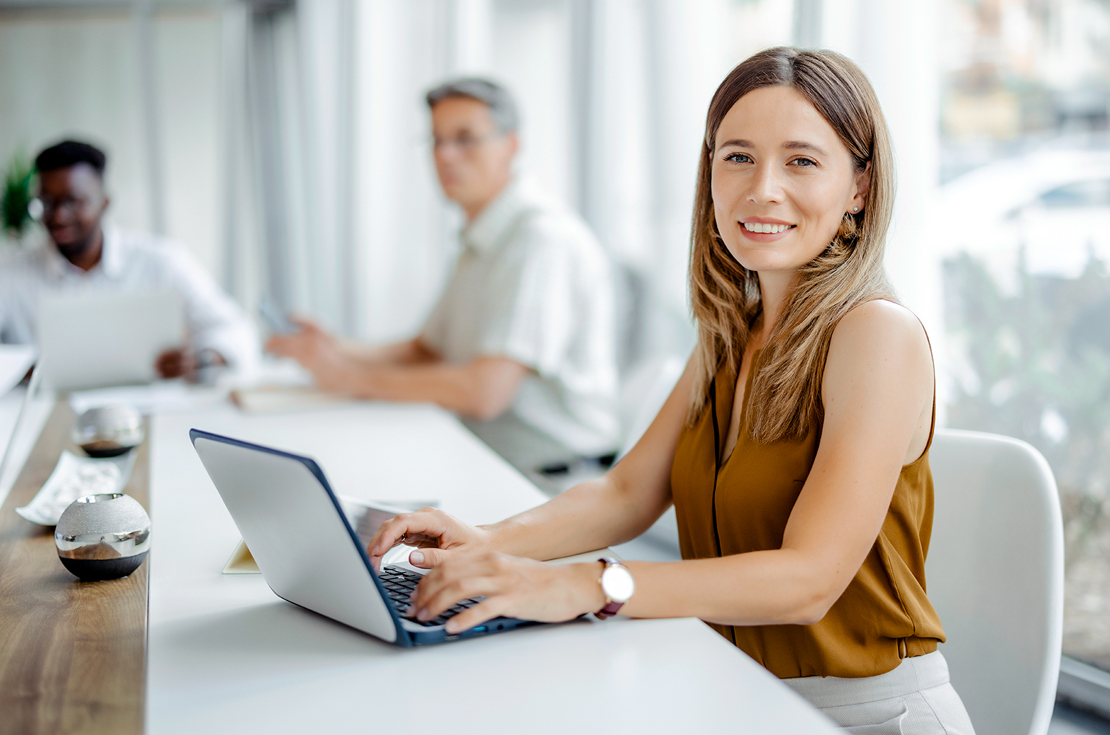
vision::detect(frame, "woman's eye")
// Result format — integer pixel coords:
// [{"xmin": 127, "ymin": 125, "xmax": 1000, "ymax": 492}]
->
[
  {"xmin": 790, "ymin": 157, "xmax": 817, "ymax": 167},
  {"xmin": 725, "ymin": 152, "xmax": 753, "ymax": 164}
]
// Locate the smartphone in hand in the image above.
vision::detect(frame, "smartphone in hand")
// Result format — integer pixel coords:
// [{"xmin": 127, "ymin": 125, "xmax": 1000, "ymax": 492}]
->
[{"xmin": 258, "ymin": 300, "xmax": 298, "ymax": 335}]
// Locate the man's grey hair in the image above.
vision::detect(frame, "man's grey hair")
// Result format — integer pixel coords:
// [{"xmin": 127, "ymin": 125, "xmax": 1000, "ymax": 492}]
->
[{"xmin": 425, "ymin": 78, "xmax": 519, "ymax": 134}]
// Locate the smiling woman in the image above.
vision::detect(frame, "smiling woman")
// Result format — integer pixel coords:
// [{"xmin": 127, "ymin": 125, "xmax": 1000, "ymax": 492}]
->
[
  {"xmin": 365, "ymin": 47, "xmax": 973, "ymax": 735},
  {"xmin": 711, "ymin": 90, "xmax": 865, "ymax": 270},
  {"xmin": 689, "ymin": 51, "xmax": 894, "ymax": 446}
]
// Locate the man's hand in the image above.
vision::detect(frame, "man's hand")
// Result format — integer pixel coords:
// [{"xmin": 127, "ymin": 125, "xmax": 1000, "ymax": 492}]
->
[
  {"xmin": 155, "ymin": 349, "xmax": 190, "ymax": 378},
  {"xmin": 265, "ymin": 318, "xmax": 357, "ymax": 392},
  {"xmin": 155, "ymin": 348, "xmax": 226, "ymax": 380}
]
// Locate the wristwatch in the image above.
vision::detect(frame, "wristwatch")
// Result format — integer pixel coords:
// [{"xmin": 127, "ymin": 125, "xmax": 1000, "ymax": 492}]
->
[{"xmin": 595, "ymin": 557, "xmax": 635, "ymax": 619}]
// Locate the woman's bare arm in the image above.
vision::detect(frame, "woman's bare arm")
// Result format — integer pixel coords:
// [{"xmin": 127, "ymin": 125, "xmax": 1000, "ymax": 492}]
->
[
  {"xmin": 614, "ymin": 300, "xmax": 934, "ymax": 625},
  {"xmin": 403, "ymin": 301, "xmax": 936, "ymax": 631},
  {"xmin": 481, "ymin": 356, "xmax": 698, "ymax": 560},
  {"xmin": 369, "ymin": 355, "xmax": 697, "ymax": 566}
]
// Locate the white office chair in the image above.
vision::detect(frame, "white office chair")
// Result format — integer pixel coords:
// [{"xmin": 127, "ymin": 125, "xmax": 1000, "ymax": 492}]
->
[
  {"xmin": 616, "ymin": 354, "xmax": 685, "ymax": 462},
  {"xmin": 926, "ymin": 429, "xmax": 1065, "ymax": 735},
  {"xmin": 533, "ymin": 355, "xmax": 685, "ymax": 498},
  {"xmin": 615, "ymin": 354, "xmax": 685, "ymax": 557}
]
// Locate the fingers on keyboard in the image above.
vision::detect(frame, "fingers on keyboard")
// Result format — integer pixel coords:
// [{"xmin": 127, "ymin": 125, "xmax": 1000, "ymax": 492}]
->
[{"xmin": 380, "ymin": 565, "xmax": 481, "ymax": 626}]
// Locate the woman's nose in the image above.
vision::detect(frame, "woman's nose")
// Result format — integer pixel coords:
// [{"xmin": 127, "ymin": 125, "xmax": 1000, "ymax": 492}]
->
[{"xmin": 746, "ymin": 163, "xmax": 783, "ymax": 204}]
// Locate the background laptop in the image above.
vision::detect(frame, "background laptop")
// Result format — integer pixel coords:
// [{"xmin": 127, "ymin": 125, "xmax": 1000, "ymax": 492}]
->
[
  {"xmin": 190, "ymin": 428, "xmax": 542, "ymax": 646},
  {"xmin": 38, "ymin": 289, "xmax": 185, "ymax": 391}
]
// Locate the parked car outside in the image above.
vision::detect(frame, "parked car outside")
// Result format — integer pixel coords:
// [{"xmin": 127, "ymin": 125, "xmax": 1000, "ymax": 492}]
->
[{"xmin": 937, "ymin": 145, "xmax": 1110, "ymax": 283}]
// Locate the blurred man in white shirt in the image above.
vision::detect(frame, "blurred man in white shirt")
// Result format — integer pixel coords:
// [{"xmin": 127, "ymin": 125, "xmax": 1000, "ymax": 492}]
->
[
  {"xmin": 267, "ymin": 78, "xmax": 619, "ymax": 474},
  {"xmin": 0, "ymin": 140, "xmax": 259, "ymax": 378}
]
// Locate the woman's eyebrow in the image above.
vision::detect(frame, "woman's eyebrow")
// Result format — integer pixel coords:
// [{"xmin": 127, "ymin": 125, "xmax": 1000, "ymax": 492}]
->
[
  {"xmin": 782, "ymin": 140, "xmax": 828, "ymax": 156},
  {"xmin": 718, "ymin": 138, "xmax": 753, "ymax": 149},
  {"xmin": 717, "ymin": 138, "xmax": 829, "ymax": 156}
]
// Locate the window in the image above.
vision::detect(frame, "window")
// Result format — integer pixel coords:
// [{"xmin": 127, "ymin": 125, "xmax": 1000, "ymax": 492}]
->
[{"xmin": 938, "ymin": 0, "xmax": 1110, "ymax": 678}]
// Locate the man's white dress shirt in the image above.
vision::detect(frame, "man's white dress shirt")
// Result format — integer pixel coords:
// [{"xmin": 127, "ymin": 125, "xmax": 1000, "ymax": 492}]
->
[
  {"xmin": 0, "ymin": 225, "xmax": 258, "ymax": 372},
  {"xmin": 420, "ymin": 178, "xmax": 619, "ymax": 471}
]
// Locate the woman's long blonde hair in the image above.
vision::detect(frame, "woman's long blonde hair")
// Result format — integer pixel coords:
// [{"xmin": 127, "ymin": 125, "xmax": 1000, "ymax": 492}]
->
[{"xmin": 688, "ymin": 47, "xmax": 896, "ymax": 441}]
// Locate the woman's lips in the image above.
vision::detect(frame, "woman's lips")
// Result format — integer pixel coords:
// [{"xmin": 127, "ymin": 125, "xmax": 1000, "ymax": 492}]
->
[{"xmin": 739, "ymin": 222, "xmax": 795, "ymax": 242}]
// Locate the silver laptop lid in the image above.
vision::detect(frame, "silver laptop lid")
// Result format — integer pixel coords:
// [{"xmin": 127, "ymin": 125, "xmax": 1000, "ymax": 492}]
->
[
  {"xmin": 190, "ymin": 429, "xmax": 408, "ymax": 645},
  {"xmin": 39, "ymin": 289, "xmax": 185, "ymax": 391}
]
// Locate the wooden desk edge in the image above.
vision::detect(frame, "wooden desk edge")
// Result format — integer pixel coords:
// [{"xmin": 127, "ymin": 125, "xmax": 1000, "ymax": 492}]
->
[{"xmin": 0, "ymin": 400, "xmax": 150, "ymax": 735}]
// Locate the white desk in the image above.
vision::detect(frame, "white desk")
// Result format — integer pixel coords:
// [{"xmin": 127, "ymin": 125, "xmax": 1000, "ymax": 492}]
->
[{"xmin": 139, "ymin": 400, "xmax": 836, "ymax": 733}]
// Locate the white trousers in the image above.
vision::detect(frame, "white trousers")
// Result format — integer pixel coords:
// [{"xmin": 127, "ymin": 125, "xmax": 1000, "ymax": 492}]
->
[{"xmin": 782, "ymin": 651, "xmax": 976, "ymax": 734}]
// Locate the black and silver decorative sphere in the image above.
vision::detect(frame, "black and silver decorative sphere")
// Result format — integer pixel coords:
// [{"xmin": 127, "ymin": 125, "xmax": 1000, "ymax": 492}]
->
[
  {"xmin": 55, "ymin": 493, "xmax": 151, "ymax": 581},
  {"xmin": 71, "ymin": 405, "xmax": 144, "ymax": 458}
]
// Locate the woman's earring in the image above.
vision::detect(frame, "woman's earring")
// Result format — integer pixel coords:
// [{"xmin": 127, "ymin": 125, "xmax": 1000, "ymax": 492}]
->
[{"xmin": 852, "ymin": 206, "xmax": 860, "ymax": 212}]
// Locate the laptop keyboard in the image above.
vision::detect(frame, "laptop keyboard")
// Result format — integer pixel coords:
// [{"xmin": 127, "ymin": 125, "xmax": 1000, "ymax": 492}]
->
[{"xmin": 378, "ymin": 566, "xmax": 482, "ymax": 627}]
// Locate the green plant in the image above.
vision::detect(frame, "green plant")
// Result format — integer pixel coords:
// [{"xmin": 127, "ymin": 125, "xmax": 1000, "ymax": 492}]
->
[{"xmin": 2, "ymin": 152, "xmax": 36, "ymax": 240}]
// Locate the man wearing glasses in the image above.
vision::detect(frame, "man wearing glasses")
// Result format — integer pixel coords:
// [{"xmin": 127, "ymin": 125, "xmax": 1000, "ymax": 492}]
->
[
  {"xmin": 268, "ymin": 78, "xmax": 619, "ymax": 479},
  {"xmin": 0, "ymin": 140, "xmax": 258, "ymax": 378}
]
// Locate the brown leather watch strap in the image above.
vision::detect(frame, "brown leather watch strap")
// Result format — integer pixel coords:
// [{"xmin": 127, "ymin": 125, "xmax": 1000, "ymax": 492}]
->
[{"xmin": 594, "ymin": 557, "xmax": 627, "ymax": 620}]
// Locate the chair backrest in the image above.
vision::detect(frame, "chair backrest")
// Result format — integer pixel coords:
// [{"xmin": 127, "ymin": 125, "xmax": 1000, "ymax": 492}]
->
[
  {"xmin": 926, "ymin": 429, "xmax": 1064, "ymax": 735},
  {"xmin": 617, "ymin": 354, "xmax": 685, "ymax": 461}
]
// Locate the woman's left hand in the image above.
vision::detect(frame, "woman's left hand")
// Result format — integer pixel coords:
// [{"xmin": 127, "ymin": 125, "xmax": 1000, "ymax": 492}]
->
[{"xmin": 408, "ymin": 551, "xmax": 606, "ymax": 634}]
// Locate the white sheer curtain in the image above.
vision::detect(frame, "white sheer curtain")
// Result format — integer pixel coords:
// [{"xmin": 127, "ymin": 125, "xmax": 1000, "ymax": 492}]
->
[
  {"xmin": 581, "ymin": 0, "xmax": 942, "ymax": 376},
  {"xmin": 585, "ymin": 0, "xmax": 796, "ymax": 362},
  {"xmin": 352, "ymin": 0, "xmax": 459, "ymax": 343},
  {"xmin": 228, "ymin": 0, "xmax": 941, "ymax": 377},
  {"xmin": 818, "ymin": 0, "xmax": 945, "ymax": 412},
  {"xmin": 227, "ymin": 0, "xmax": 471, "ymax": 342},
  {"xmin": 350, "ymin": 0, "xmax": 798, "ymax": 360},
  {"xmin": 220, "ymin": 0, "xmax": 362, "ymax": 335}
]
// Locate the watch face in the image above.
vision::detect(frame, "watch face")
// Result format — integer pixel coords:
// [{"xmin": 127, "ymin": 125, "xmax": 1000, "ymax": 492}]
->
[{"xmin": 602, "ymin": 564, "xmax": 635, "ymax": 603}]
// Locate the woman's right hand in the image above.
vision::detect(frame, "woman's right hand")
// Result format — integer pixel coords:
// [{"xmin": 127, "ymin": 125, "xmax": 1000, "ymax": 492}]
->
[{"xmin": 366, "ymin": 508, "xmax": 491, "ymax": 570}]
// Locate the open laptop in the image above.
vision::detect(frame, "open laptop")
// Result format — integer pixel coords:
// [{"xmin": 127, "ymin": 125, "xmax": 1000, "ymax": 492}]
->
[
  {"xmin": 0, "ymin": 362, "xmax": 41, "ymax": 495},
  {"xmin": 38, "ymin": 289, "xmax": 185, "ymax": 391},
  {"xmin": 190, "ymin": 428, "xmax": 542, "ymax": 646}
]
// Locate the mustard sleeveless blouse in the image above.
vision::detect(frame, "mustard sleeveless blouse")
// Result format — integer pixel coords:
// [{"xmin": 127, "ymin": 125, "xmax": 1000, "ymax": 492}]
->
[{"xmin": 670, "ymin": 349, "xmax": 945, "ymax": 679}]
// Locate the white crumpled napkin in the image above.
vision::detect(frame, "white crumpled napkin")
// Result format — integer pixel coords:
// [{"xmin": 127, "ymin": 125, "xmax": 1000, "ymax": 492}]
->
[{"xmin": 16, "ymin": 450, "xmax": 137, "ymax": 526}]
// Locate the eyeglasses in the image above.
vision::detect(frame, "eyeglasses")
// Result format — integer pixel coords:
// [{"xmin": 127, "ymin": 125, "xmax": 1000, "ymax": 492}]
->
[
  {"xmin": 430, "ymin": 133, "xmax": 503, "ymax": 153},
  {"xmin": 38, "ymin": 195, "xmax": 90, "ymax": 215}
]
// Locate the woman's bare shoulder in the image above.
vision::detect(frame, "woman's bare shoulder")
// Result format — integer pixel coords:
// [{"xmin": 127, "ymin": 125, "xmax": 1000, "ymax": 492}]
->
[
  {"xmin": 832, "ymin": 299, "xmax": 929, "ymax": 353},
  {"xmin": 824, "ymin": 300, "xmax": 932, "ymax": 391}
]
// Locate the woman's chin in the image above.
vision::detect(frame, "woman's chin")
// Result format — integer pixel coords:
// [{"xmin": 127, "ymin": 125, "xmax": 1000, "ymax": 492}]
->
[
  {"xmin": 727, "ymin": 243, "xmax": 829, "ymax": 276},
  {"xmin": 729, "ymin": 251, "xmax": 800, "ymax": 275}
]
